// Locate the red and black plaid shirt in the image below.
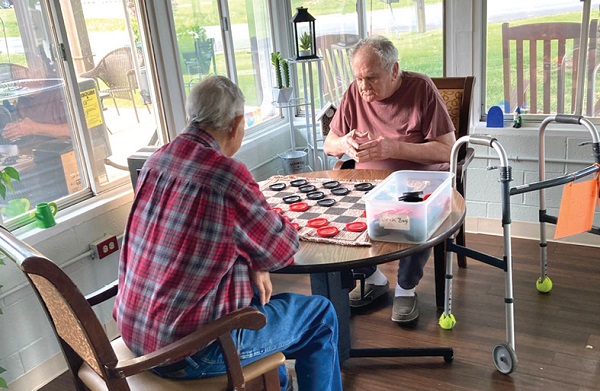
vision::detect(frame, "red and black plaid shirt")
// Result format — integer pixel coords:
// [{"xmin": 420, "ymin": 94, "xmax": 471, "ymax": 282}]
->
[{"xmin": 114, "ymin": 126, "xmax": 298, "ymax": 356}]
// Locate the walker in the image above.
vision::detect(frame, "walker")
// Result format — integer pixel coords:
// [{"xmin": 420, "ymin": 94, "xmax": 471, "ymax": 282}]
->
[
  {"xmin": 512, "ymin": 115, "xmax": 600, "ymax": 294},
  {"xmin": 439, "ymin": 134, "xmax": 518, "ymax": 374},
  {"xmin": 439, "ymin": 115, "xmax": 600, "ymax": 375}
]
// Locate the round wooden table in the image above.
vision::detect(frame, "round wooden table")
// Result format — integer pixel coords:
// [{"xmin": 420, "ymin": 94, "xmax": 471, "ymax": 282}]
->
[{"xmin": 271, "ymin": 169, "xmax": 466, "ymax": 362}]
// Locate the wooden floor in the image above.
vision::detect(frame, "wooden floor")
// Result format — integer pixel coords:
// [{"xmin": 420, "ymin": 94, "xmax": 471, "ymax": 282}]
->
[{"xmin": 40, "ymin": 233, "xmax": 600, "ymax": 391}]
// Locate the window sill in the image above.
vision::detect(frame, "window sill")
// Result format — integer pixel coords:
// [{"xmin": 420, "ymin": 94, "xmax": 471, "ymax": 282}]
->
[
  {"xmin": 472, "ymin": 120, "xmax": 596, "ymax": 136},
  {"xmin": 12, "ymin": 184, "xmax": 134, "ymax": 247}
]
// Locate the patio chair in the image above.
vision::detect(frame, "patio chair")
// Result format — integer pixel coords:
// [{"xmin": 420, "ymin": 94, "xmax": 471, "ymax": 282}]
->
[
  {"xmin": 316, "ymin": 34, "xmax": 359, "ymax": 106},
  {"xmin": 0, "ymin": 226, "xmax": 285, "ymax": 391},
  {"xmin": 501, "ymin": 20, "xmax": 598, "ymax": 115},
  {"xmin": 80, "ymin": 46, "xmax": 150, "ymax": 123}
]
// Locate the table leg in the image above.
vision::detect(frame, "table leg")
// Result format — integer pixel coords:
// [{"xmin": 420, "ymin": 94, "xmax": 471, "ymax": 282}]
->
[
  {"xmin": 309, "ymin": 269, "xmax": 454, "ymax": 364},
  {"xmin": 309, "ymin": 270, "xmax": 353, "ymax": 362}
]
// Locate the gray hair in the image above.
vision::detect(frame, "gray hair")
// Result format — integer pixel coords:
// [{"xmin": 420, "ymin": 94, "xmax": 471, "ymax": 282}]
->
[
  {"xmin": 186, "ymin": 75, "xmax": 245, "ymax": 132},
  {"xmin": 351, "ymin": 35, "xmax": 399, "ymax": 74}
]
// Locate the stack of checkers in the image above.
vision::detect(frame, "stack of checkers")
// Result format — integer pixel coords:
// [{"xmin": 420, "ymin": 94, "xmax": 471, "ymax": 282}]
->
[{"xmin": 259, "ymin": 175, "xmax": 380, "ymax": 246}]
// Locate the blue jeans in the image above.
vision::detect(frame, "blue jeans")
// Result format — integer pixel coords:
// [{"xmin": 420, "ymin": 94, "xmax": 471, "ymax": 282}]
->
[
  {"xmin": 151, "ymin": 292, "xmax": 343, "ymax": 391},
  {"xmin": 354, "ymin": 248, "xmax": 432, "ymax": 289}
]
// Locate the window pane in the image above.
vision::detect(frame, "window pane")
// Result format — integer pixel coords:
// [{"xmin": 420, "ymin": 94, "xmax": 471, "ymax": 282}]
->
[
  {"xmin": 172, "ymin": 0, "xmax": 276, "ymax": 129},
  {"xmin": 486, "ymin": 0, "xmax": 600, "ymax": 117},
  {"xmin": 366, "ymin": 0, "xmax": 444, "ymax": 77},
  {"xmin": 61, "ymin": 0, "xmax": 159, "ymax": 184},
  {"xmin": 290, "ymin": 0, "xmax": 359, "ymax": 107},
  {"xmin": 0, "ymin": 2, "xmax": 87, "ymax": 223}
]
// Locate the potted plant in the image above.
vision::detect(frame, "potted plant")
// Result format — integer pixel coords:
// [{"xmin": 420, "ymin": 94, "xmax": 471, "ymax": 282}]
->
[
  {"xmin": 0, "ymin": 165, "xmax": 19, "ymax": 389},
  {"xmin": 271, "ymin": 51, "xmax": 293, "ymax": 103},
  {"xmin": 298, "ymin": 31, "xmax": 312, "ymax": 57}
]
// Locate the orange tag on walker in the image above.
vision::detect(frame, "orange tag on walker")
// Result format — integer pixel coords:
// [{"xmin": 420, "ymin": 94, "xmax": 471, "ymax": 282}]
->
[
  {"xmin": 598, "ymin": 173, "xmax": 600, "ymax": 207},
  {"xmin": 554, "ymin": 178, "xmax": 598, "ymax": 239}
]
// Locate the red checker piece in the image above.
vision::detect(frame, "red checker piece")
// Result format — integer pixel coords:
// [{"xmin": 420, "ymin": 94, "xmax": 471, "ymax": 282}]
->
[
  {"xmin": 289, "ymin": 202, "xmax": 309, "ymax": 212},
  {"xmin": 272, "ymin": 207, "xmax": 283, "ymax": 214},
  {"xmin": 291, "ymin": 222, "xmax": 300, "ymax": 231},
  {"xmin": 317, "ymin": 226, "xmax": 339, "ymax": 238},
  {"xmin": 307, "ymin": 217, "xmax": 329, "ymax": 228},
  {"xmin": 346, "ymin": 221, "xmax": 367, "ymax": 232}
]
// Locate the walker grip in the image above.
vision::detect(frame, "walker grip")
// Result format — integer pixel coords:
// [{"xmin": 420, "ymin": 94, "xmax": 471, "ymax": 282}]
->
[
  {"xmin": 468, "ymin": 134, "xmax": 497, "ymax": 147},
  {"xmin": 554, "ymin": 114, "xmax": 582, "ymax": 124}
]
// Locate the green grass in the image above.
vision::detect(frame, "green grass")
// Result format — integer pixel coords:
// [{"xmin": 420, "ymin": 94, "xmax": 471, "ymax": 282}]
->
[{"xmin": 1, "ymin": 4, "xmax": 592, "ymax": 114}]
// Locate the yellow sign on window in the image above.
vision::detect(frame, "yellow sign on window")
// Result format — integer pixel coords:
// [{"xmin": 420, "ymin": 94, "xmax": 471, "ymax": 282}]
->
[{"xmin": 80, "ymin": 88, "xmax": 103, "ymax": 129}]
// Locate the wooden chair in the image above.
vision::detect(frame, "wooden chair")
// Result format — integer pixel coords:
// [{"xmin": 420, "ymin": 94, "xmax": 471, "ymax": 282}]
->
[
  {"xmin": 0, "ymin": 226, "xmax": 284, "ymax": 391},
  {"xmin": 316, "ymin": 34, "xmax": 359, "ymax": 106},
  {"xmin": 333, "ymin": 76, "xmax": 475, "ymax": 308},
  {"xmin": 430, "ymin": 76, "xmax": 475, "ymax": 308},
  {"xmin": 80, "ymin": 46, "xmax": 150, "ymax": 123},
  {"xmin": 501, "ymin": 20, "xmax": 598, "ymax": 115}
]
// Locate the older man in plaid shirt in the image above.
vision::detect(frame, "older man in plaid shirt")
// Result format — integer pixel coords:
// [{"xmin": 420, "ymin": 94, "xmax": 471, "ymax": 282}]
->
[{"xmin": 114, "ymin": 76, "xmax": 342, "ymax": 391}]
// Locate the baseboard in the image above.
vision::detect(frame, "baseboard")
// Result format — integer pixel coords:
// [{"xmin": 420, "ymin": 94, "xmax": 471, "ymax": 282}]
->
[{"xmin": 466, "ymin": 217, "xmax": 600, "ymax": 248}]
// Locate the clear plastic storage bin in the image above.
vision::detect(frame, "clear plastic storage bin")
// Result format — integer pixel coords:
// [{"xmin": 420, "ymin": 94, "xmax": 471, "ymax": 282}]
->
[{"xmin": 363, "ymin": 170, "xmax": 454, "ymax": 243}]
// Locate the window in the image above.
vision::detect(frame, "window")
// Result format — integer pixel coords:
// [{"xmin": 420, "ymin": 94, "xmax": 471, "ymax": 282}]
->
[
  {"xmin": 0, "ymin": 0, "xmax": 162, "ymax": 228},
  {"xmin": 172, "ymin": 0, "xmax": 277, "ymax": 129},
  {"xmin": 365, "ymin": 0, "xmax": 444, "ymax": 77},
  {"xmin": 289, "ymin": 0, "xmax": 445, "ymax": 107},
  {"xmin": 485, "ymin": 0, "xmax": 600, "ymax": 119}
]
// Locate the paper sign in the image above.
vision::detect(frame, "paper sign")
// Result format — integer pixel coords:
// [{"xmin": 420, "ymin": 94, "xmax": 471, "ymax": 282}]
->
[
  {"xmin": 554, "ymin": 177, "xmax": 598, "ymax": 239},
  {"xmin": 381, "ymin": 213, "xmax": 410, "ymax": 231}
]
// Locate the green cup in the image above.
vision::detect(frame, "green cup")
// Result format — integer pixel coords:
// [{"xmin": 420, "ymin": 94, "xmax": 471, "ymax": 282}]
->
[{"xmin": 32, "ymin": 202, "xmax": 58, "ymax": 228}]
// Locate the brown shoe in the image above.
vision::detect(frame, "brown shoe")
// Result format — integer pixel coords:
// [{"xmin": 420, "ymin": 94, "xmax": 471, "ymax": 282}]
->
[
  {"xmin": 391, "ymin": 293, "xmax": 419, "ymax": 323},
  {"xmin": 349, "ymin": 281, "xmax": 389, "ymax": 308}
]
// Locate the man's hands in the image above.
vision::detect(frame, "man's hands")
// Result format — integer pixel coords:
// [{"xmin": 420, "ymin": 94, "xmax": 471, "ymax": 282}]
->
[
  {"xmin": 341, "ymin": 129, "xmax": 390, "ymax": 163},
  {"xmin": 3, "ymin": 118, "xmax": 36, "ymax": 141},
  {"xmin": 250, "ymin": 270, "xmax": 273, "ymax": 305}
]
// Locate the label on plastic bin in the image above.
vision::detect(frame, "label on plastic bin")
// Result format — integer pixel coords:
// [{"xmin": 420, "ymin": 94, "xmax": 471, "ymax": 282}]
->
[{"xmin": 380, "ymin": 213, "xmax": 410, "ymax": 231}]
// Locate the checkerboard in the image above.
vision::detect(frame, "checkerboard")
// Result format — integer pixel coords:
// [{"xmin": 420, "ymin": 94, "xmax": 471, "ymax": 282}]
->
[{"xmin": 259, "ymin": 175, "xmax": 381, "ymax": 246}]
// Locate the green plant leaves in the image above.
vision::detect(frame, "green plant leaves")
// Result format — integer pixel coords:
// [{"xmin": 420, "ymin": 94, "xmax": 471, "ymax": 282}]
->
[
  {"xmin": 0, "ymin": 166, "xmax": 20, "ymax": 200},
  {"xmin": 0, "ymin": 365, "xmax": 6, "ymax": 388}
]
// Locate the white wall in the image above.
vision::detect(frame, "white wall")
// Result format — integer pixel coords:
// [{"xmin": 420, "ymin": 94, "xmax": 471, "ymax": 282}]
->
[{"xmin": 0, "ymin": 188, "xmax": 132, "ymax": 390}]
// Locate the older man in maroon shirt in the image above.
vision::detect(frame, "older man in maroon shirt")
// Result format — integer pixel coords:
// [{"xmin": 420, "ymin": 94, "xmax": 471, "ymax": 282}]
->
[{"xmin": 324, "ymin": 35, "xmax": 455, "ymax": 323}]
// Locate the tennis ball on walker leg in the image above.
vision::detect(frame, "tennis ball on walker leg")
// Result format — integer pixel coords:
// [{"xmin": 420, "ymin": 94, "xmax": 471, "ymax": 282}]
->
[
  {"xmin": 438, "ymin": 313, "xmax": 456, "ymax": 330},
  {"xmin": 536, "ymin": 276, "xmax": 553, "ymax": 293}
]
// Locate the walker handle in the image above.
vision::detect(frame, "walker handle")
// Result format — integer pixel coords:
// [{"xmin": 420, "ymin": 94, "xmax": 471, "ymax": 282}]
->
[
  {"xmin": 467, "ymin": 134, "xmax": 497, "ymax": 147},
  {"xmin": 554, "ymin": 114, "xmax": 583, "ymax": 124}
]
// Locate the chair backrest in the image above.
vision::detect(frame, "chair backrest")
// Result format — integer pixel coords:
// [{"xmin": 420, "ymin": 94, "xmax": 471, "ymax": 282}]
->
[
  {"xmin": 316, "ymin": 34, "xmax": 359, "ymax": 105},
  {"xmin": 194, "ymin": 38, "xmax": 216, "ymax": 75},
  {"xmin": 0, "ymin": 227, "xmax": 129, "ymax": 390},
  {"xmin": 83, "ymin": 47, "xmax": 138, "ymax": 96},
  {"xmin": 0, "ymin": 63, "xmax": 29, "ymax": 82},
  {"xmin": 431, "ymin": 76, "xmax": 475, "ymax": 160},
  {"xmin": 501, "ymin": 20, "xmax": 598, "ymax": 115}
]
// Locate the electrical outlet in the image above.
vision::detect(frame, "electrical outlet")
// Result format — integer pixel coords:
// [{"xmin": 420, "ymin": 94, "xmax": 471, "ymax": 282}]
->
[{"xmin": 90, "ymin": 235, "xmax": 119, "ymax": 259}]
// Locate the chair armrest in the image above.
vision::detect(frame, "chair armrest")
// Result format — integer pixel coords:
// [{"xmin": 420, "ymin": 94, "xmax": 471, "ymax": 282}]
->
[
  {"xmin": 127, "ymin": 69, "xmax": 137, "ymax": 90},
  {"xmin": 108, "ymin": 307, "xmax": 267, "ymax": 377},
  {"xmin": 456, "ymin": 147, "xmax": 474, "ymax": 183},
  {"xmin": 85, "ymin": 280, "xmax": 118, "ymax": 306}
]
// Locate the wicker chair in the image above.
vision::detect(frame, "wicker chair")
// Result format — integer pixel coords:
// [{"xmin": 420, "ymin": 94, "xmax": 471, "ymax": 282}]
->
[
  {"xmin": 0, "ymin": 226, "xmax": 284, "ymax": 391},
  {"xmin": 80, "ymin": 47, "xmax": 149, "ymax": 123}
]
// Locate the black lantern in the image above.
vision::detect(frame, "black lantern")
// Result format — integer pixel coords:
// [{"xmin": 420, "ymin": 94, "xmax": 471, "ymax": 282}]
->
[{"xmin": 291, "ymin": 7, "xmax": 317, "ymax": 60}]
